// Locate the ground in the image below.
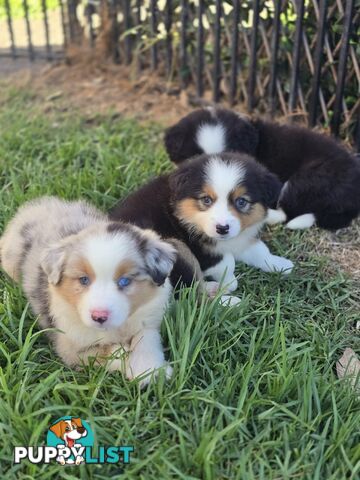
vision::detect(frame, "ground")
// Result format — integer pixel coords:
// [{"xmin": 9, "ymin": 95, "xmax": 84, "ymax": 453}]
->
[{"xmin": 0, "ymin": 67, "xmax": 359, "ymax": 479}]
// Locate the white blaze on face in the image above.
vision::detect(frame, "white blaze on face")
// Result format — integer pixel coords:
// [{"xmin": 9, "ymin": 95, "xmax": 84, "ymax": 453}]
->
[
  {"xmin": 196, "ymin": 123, "xmax": 226, "ymax": 154},
  {"xmin": 78, "ymin": 233, "xmax": 139, "ymax": 330},
  {"xmin": 204, "ymin": 157, "xmax": 245, "ymax": 239}
]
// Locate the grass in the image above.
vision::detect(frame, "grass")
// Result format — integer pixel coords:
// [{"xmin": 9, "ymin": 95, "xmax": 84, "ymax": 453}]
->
[{"xmin": 0, "ymin": 84, "xmax": 359, "ymax": 480}]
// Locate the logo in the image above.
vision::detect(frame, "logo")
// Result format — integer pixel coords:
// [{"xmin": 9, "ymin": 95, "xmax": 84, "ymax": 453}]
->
[{"xmin": 14, "ymin": 416, "xmax": 134, "ymax": 466}]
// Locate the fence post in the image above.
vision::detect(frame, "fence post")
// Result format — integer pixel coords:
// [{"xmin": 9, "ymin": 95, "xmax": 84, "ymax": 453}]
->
[
  {"xmin": 196, "ymin": 0, "xmax": 204, "ymax": 98},
  {"xmin": 165, "ymin": 0, "xmax": 173, "ymax": 78},
  {"xmin": 150, "ymin": 0, "xmax": 158, "ymax": 70},
  {"xmin": 247, "ymin": 0, "xmax": 260, "ymax": 112},
  {"xmin": 268, "ymin": 0, "xmax": 282, "ymax": 116},
  {"xmin": 4, "ymin": 0, "xmax": 16, "ymax": 58},
  {"xmin": 213, "ymin": 0, "xmax": 221, "ymax": 102},
  {"xmin": 135, "ymin": 0, "xmax": 142, "ymax": 71},
  {"xmin": 331, "ymin": 0, "xmax": 355, "ymax": 137},
  {"xmin": 41, "ymin": 0, "xmax": 52, "ymax": 60},
  {"xmin": 180, "ymin": 0, "xmax": 189, "ymax": 88},
  {"xmin": 309, "ymin": 0, "xmax": 327, "ymax": 127},
  {"xmin": 58, "ymin": 0, "xmax": 68, "ymax": 48},
  {"xmin": 230, "ymin": 0, "xmax": 240, "ymax": 105},
  {"xmin": 124, "ymin": 0, "xmax": 132, "ymax": 64},
  {"xmin": 23, "ymin": 0, "xmax": 35, "ymax": 60},
  {"xmin": 288, "ymin": 0, "xmax": 305, "ymax": 114}
]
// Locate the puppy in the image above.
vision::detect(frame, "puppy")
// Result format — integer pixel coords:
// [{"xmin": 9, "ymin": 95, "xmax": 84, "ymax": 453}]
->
[
  {"xmin": 50, "ymin": 417, "xmax": 87, "ymax": 465},
  {"xmin": 164, "ymin": 107, "xmax": 360, "ymax": 230},
  {"xmin": 0, "ymin": 197, "xmax": 176, "ymax": 385},
  {"xmin": 110, "ymin": 152, "xmax": 293, "ymax": 296}
]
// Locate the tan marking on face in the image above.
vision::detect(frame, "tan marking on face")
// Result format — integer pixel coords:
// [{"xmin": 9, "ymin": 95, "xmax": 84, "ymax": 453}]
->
[
  {"xmin": 114, "ymin": 260, "xmax": 137, "ymax": 282},
  {"xmin": 175, "ymin": 198, "xmax": 211, "ymax": 234},
  {"xmin": 113, "ymin": 259, "xmax": 156, "ymax": 315},
  {"xmin": 127, "ymin": 279, "xmax": 157, "ymax": 315},
  {"xmin": 56, "ymin": 257, "xmax": 95, "ymax": 307},
  {"xmin": 176, "ymin": 198, "xmax": 206, "ymax": 229},
  {"xmin": 229, "ymin": 202, "xmax": 267, "ymax": 230},
  {"xmin": 231, "ymin": 186, "xmax": 248, "ymax": 201},
  {"xmin": 202, "ymin": 185, "xmax": 218, "ymax": 202}
]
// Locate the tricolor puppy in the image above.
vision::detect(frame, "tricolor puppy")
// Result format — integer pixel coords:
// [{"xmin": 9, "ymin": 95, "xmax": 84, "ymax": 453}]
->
[
  {"xmin": 50, "ymin": 417, "xmax": 87, "ymax": 465},
  {"xmin": 110, "ymin": 152, "xmax": 293, "ymax": 295},
  {"xmin": 165, "ymin": 107, "xmax": 360, "ymax": 231},
  {"xmin": 0, "ymin": 197, "xmax": 176, "ymax": 385}
]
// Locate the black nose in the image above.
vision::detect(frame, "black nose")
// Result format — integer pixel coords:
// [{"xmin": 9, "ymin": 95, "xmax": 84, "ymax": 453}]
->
[
  {"xmin": 216, "ymin": 224, "xmax": 230, "ymax": 235},
  {"xmin": 91, "ymin": 314, "xmax": 107, "ymax": 324}
]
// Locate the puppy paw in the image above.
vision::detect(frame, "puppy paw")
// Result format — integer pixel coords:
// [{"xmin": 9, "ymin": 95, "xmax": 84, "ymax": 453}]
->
[
  {"xmin": 127, "ymin": 354, "xmax": 172, "ymax": 387},
  {"xmin": 75, "ymin": 456, "xmax": 84, "ymax": 465},
  {"xmin": 286, "ymin": 213, "xmax": 315, "ymax": 230},
  {"xmin": 266, "ymin": 208, "xmax": 287, "ymax": 225},
  {"xmin": 139, "ymin": 363, "xmax": 173, "ymax": 388},
  {"xmin": 219, "ymin": 295, "xmax": 242, "ymax": 307},
  {"xmin": 225, "ymin": 276, "xmax": 238, "ymax": 292},
  {"xmin": 267, "ymin": 256, "xmax": 294, "ymax": 275},
  {"xmin": 205, "ymin": 281, "xmax": 220, "ymax": 298}
]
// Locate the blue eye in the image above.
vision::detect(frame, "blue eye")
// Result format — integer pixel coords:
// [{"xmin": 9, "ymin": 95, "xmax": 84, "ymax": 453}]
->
[
  {"xmin": 200, "ymin": 195, "xmax": 213, "ymax": 206},
  {"xmin": 79, "ymin": 276, "xmax": 90, "ymax": 286},
  {"xmin": 235, "ymin": 197, "xmax": 249, "ymax": 210},
  {"xmin": 117, "ymin": 276, "xmax": 132, "ymax": 289}
]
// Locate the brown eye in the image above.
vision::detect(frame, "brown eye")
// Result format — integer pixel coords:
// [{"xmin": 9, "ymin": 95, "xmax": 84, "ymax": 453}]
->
[
  {"xmin": 200, "ymin": 196, "xmax": 213, "ymax": 206},
  {"xmin": 65, "ymin": 426, "xmax": 70, "ymax": 431}
]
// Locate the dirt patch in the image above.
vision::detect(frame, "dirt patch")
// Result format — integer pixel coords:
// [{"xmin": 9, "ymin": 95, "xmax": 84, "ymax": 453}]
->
[
  {"xmin": 0, "ymin": 53, "xmax": 247, "ymax": 125},
  {"xmin": 311, "ymin": 221, "xmax": 360, "ymax": 282}
]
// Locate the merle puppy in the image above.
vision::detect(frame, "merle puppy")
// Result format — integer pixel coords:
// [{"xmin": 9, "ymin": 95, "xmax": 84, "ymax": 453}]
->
[{"xmin": 164, "ymin": 107, "xmax": 360, "ymax": 231}]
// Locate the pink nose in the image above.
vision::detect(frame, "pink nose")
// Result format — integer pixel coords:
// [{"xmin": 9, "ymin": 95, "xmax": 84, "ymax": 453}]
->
[{"xmin": 91, "ymin": 309, "xmax": 110, "ymax": 324}]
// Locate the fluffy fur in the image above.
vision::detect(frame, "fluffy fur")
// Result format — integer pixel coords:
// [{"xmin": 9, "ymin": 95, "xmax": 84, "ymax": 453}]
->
[
  {"xmin": 110, "ymin": 152, "xmax": 294, "ymax": 298},
  {"xmin": 0, "ymin": 196, "xmax": 177, "ymax": 385},
  {"xmin": 165, "ymin": 107, "xmax": 360, "ymax": 230}
]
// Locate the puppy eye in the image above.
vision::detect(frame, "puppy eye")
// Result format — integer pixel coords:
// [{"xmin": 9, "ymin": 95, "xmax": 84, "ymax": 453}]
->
[
  {"xmin": 79, "ymin": 276, "xmax": 90, "ymax": 286},
  {"xmin": 65, "ymin": 426, "xmax": 70, "ymax": 431},
  {"xmin": 200, "ymin": 196, "xmax": 213, "ymax": 206},
  {"xmin": 235, "ymin": 197, "xmax": 249, "ymax": 210},
  {"xmin": 117, "ymin": 276, "xmax": 132, "ymax": 289}
]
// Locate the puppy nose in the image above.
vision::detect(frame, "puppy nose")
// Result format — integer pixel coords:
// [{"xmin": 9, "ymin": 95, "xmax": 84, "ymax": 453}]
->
[
  {"xmin": 91, "ymin": 309, "xmax": 110, "ymax": 324},
  {"xmin": 216, "ymin": 224, "xmax": 230, "ymax": 235}
]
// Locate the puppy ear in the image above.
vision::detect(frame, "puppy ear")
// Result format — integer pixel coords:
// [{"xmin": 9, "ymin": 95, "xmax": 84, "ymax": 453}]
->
[
  {"xmin": 226, "ymin": 115, "xmax": 259, "ymax": 155},
  {"xmin": 218, "ymin": 109, "xmax": 259, "ymax": 156},
  {"xmin": 141, "ymin": 231, "xmax": 177, "ymax": 286},
  {"xmin": 261, "ymin": 171, "xmax": 282, "ymax": 208},
  {"xmin": 164, "ymin": 124, "xmax": 187, "ymax": 164},
  {"xmin": 168, "ymin": 166, "xmax": 190, "ymax": 198},
  {"xmin": 50, "ymin": 421, "xmax": 65, "ymax": 439},
  {"xmin": 41, "ymin": 244, "xmax": 66, "ymax": 285}
]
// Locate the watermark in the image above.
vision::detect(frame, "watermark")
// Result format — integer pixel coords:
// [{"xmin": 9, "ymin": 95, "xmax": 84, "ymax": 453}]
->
[{"xmin": 14, "ymin": 416, "xmax": 134, "ymax": 466}]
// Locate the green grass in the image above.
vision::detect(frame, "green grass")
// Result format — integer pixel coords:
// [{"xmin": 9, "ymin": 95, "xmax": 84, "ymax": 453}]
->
[
  {"xmin": 0, "ymin": 0, "xmax": 58, "ymax": 21},
  {"xmin": 0, "ymin": 85, "xmax": 359, "ymax": 480}
]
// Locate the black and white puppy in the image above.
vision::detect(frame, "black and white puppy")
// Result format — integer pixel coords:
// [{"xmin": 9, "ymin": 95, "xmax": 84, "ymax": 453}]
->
[
  {"xmin": 164, "ymin": 107, "xmax": 360, "ymax": 231},
  {"xmin": 110, "ymin": 152, "xmax": 293, "ymax": 297}
]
